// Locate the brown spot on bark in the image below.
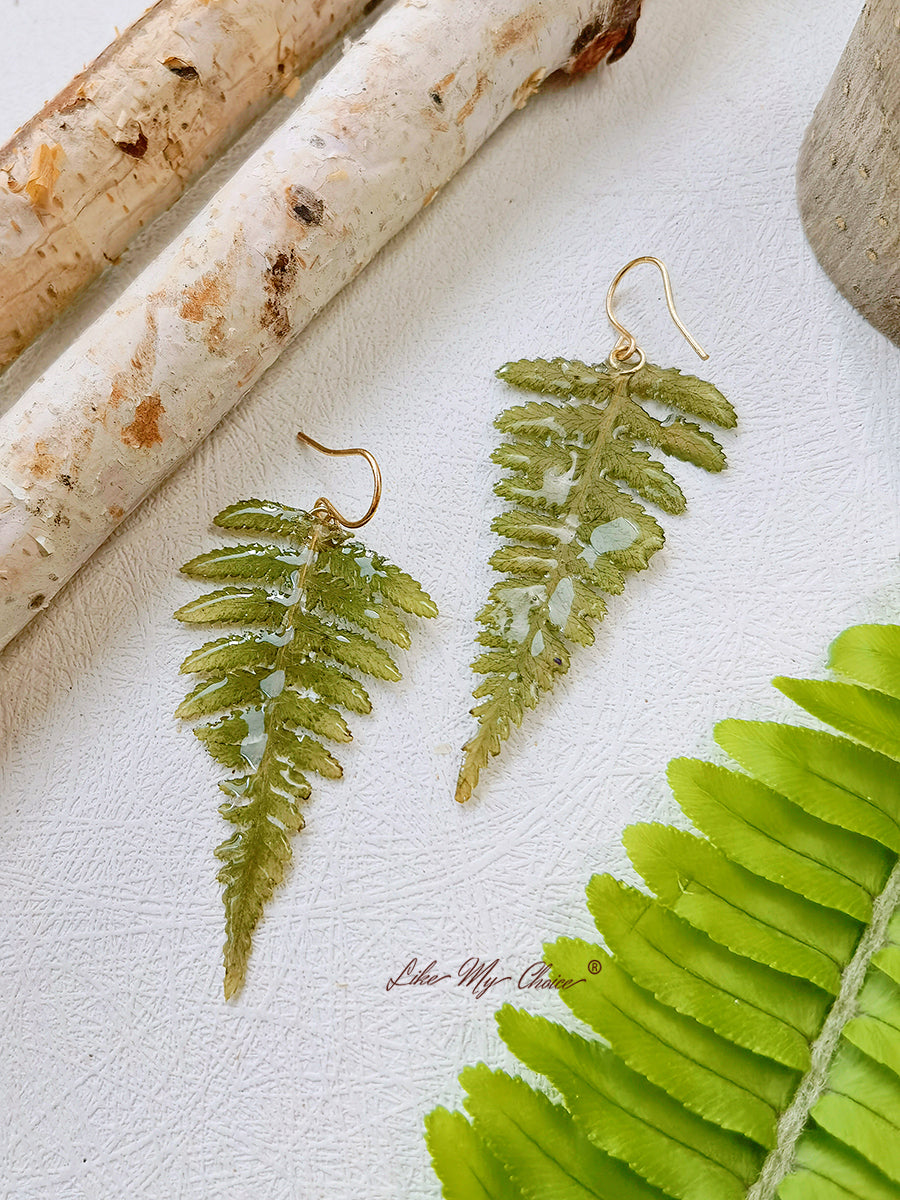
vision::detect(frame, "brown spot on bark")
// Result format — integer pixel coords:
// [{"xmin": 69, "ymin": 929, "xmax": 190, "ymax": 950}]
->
[
  {"xmin": 608, "ymin": 16, "xmax": 640, "ymax": 63},
  {"xmin": 29, "ymin": 440, "xmax": 62, "ymax": 480},
  {"xmin": 108, "ymin": 380, "xmax": 127, "ymax": 409},
  {"xmin": 206, "ymin": 316, "xmax": 228, "ymax": 354},
  {"xmin": 105, "ymin": 309, "xmax": 159, "ymax": 427},
  {"xmin": 121, "ymin": 394, "xmax": 164, "ymax": 450},
  {"xmin": 261, "ymin": 251, "xmax": 298, "ymax": 340},
  {"xmin": 115, "ymin": 128, "xmax": 148, "ymax": 158},
  {"xmin": 564, "ymin": 8, "xmax": 641, "ymax": 75},
  {"xmin": 163, "ymin": 57, "xmax": 199, "ymax": 80},
  {"xmin": 492, "ymin": 11, "xmax": 541, "ymax": 55},
  {"xmin": 59, "ymin": 473, "xmax": 73, "ymax": 489},
  {"xmin": 28, "ymin": 594, "xmax": 45, "ymax": 610},
  {"xmin": 287, "ymin": 184, "xmax": 325, "ymax": 225},
  {"xmin": 268, "ymin": 252, "xmax": 296, "ymax": 289},
  {"xmin": 180, "ymin": 269, "xmax": 226, "ymax": 323},
  {"xmin": 108, "ymin": 505, "xmax": 124, "ymax": 520},
  {"xmin": 456, "ymin": 73, "xmax": 489, "ymax": 125},
  {"xmin": 421, "ymin": 106, "xmax": 450, "ymax": 134}
]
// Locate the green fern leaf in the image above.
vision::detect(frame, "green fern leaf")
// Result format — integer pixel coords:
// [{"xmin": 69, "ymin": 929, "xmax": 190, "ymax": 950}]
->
[
  {"xmin": 457, "ymin": 1064, "xmax": 669, "ymax": 1199},
  {"xmin": 175, "ymin": 499, "xmax": 437, "ymax": 997},
  {"xmin": 424, "ymin": 1108, "xmax": 524, "ymax": 1200},
  {"xmin": 457, "ymin": 358, "xmax": 735, "ymax": 803},
  {"xmin": 428, "ymin": 621, "xmax": 900, "ymax": 1200}
]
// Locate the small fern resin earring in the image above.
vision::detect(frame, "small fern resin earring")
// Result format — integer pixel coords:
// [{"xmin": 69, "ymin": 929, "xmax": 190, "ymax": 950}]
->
[
  {"xmin": 456, "ymin": 256, "xmax": 737, "ymax": 803},
  {"xmin": 174, "ymin": 433, "xmax": 438, "ymax": 998}
]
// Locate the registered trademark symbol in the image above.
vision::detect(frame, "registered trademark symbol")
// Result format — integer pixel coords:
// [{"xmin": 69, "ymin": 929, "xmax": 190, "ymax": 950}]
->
[{"xmin": 588, "ymin": 959, "xmax": 602, "ymax": 975}]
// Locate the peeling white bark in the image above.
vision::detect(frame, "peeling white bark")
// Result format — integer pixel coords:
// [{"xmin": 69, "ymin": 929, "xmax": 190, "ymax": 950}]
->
[
  {"xmin": 0, "ymin": 0, "xmax": 383, "ymax": 369},
  {"xmin": 0, "ymin": 0, "xmax": 641, "ymax": 650}
]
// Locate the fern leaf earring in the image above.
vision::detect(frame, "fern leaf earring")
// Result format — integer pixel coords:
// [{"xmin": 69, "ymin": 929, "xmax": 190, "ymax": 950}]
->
[
  {"xmin": 174, "ymin": 433, "xmax": 438, "ymax": 998},
  {"xmin": 456, "ymin": 256, "xmax": 737, "ymax": 803}
]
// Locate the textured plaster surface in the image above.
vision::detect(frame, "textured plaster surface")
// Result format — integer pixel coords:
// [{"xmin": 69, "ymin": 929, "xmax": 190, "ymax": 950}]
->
[{"xmin": 0, "ymin": 1, "xmax": 898, "ymax": 1198}]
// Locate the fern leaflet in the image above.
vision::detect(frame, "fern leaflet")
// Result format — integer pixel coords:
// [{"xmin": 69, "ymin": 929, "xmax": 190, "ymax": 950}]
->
[
  {"xmin": 175, "ymin": 499, "xmax": 437, "ymax": 997},
  {"xmin": 429, "ymin": 622, "xmax": 900, "ymax": 1199},
  {"xmin": 457, "ymin": 357, "xmax": 736, "ymax": 803}
]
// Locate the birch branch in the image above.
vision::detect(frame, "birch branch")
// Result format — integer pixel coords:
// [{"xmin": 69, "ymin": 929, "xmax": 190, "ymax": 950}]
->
[
  {"xmin": 0, "ymin": 0, "xmax": 642, "ymax": 651},
  {"xmin": 0, "ymin": 0, "xmax": 383, "ymax": 370}
]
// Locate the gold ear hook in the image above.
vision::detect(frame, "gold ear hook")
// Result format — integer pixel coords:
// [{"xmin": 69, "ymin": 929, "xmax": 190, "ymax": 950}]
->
[
  {"xmin": 605, "ymin": 256, "xmax": 709, "ymax": 375},
  {"xmin": 297, "ymin": 431, "xmax": 383, "ymax": 529}
]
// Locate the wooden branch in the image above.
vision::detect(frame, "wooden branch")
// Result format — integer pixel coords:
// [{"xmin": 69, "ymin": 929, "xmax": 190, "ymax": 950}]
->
[
  {"xmin": 0, "ymin": 0, "xmax": 642, "ymax": 652},
  {"xmin": 0, "ymin": 0, "xmax": 384, "ymax": 371},
  {"xmin": 797, "ymin": 1, "xmax": 900, "ymax": 345}
]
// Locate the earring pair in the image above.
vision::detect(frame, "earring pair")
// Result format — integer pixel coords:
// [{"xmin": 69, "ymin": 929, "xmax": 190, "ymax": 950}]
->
[{"xmin": 177, "ymin": 256, "xmax": 734, "ymax": 997}]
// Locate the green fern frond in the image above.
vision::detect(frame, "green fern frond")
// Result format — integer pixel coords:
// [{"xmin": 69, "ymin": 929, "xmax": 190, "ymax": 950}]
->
[
  {"xmin": 429, "ymin": 621, "xmax": 900, "ymax": 1200},
  {"xmin": 175, "ymin": 498, "xmax": 437, "ymax": 998},
  {"xmin": 457, "ymin": 357, "xmax": 735, "ymax": 803}
]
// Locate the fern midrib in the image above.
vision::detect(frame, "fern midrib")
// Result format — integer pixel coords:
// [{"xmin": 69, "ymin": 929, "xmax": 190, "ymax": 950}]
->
[
  {"xmin": 563, "ymin": 1052, "xmax": 754, "ymax": 1187},
  {"xmin": 703, "ymin": 796, "xmax": 870, "ymax": 895},
  {"xmin": 515, "ymin": 372, "xmax": 630, "ymax": 654},
  {"xmin": 593, "ymin": 987, "xmax": 781, "ymax": 1112},
  {"xmin": 687, "ymin": 878, "xmax": 845, "ymax": 972},
  {"xmin": 570, "ymin": 371, "xmax": 630, "ymax": 519},
  {"xmin": 246, "ymin": 525, "xmax": 321, "ymax": 798},
  {"xmin": 748, "ymin": 856, "xmax": 900, "ymax": 1200},
  {"xmin": 494, "ymin": 1101, "xmax": 595, "ymax": 1194},
  {"xmin": 625, "ymin": 908, "xmax": 813, "ymax": 1039},
  {"xmin": 801, "ymin": 761, "xmax": 900, "ymax": 840},
  {"xmin": 842, "ymin": 1090, "xmax": 900, "ymax": 1131}
]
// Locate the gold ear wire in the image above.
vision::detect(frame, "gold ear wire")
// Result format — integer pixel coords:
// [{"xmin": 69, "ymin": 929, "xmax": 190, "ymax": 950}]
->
[
  {"xmin": 297, "ymin": 431, "xmax": 383, "ymax": 529},
  {"xmin": 605, "ymin": 256, "xmax": 709, "ymax": 375}
]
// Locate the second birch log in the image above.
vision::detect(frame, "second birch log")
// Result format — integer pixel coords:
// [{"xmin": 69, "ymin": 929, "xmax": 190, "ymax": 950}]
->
[
  {"xmin": 0, "ymin": 0, "xmax": 383, "ymax": 370},
  {"xmin": 0, "ymin": 0, "xmax": 642, "ymax": 652}
]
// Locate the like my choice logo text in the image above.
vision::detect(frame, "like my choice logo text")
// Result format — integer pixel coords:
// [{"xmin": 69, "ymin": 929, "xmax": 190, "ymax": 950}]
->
[{"xmin": 386, "ymin": 956, "xmax": 598, "ymax": 1000}]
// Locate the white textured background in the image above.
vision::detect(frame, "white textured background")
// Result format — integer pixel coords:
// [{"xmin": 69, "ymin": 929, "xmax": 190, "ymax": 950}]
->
[{"xmin": 1, "ymin": 1, "xmax": 898, "ymax": 1197}]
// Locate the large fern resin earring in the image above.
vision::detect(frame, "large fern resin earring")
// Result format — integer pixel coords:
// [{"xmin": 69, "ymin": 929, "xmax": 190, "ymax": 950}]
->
[
  {"xmin": 174, "ymin": 433, "xmax": 438, "ymax": 997},
  {"xmin": 456, "ymin": 256, "xmax": 737, "ymax": 803}
]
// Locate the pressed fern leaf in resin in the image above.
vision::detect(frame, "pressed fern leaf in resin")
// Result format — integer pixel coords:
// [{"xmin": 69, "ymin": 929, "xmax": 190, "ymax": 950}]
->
[
  {"xmin": 175, "ymin": 498, "xmax": 437, "ymax": 997},
  {"xmin": 428, "ymin": 622, "xmax": 900, "ymax": 1200},
  {"xmin": 456, "ymin": 356, "xmax": 736, "ymax": 802}
]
